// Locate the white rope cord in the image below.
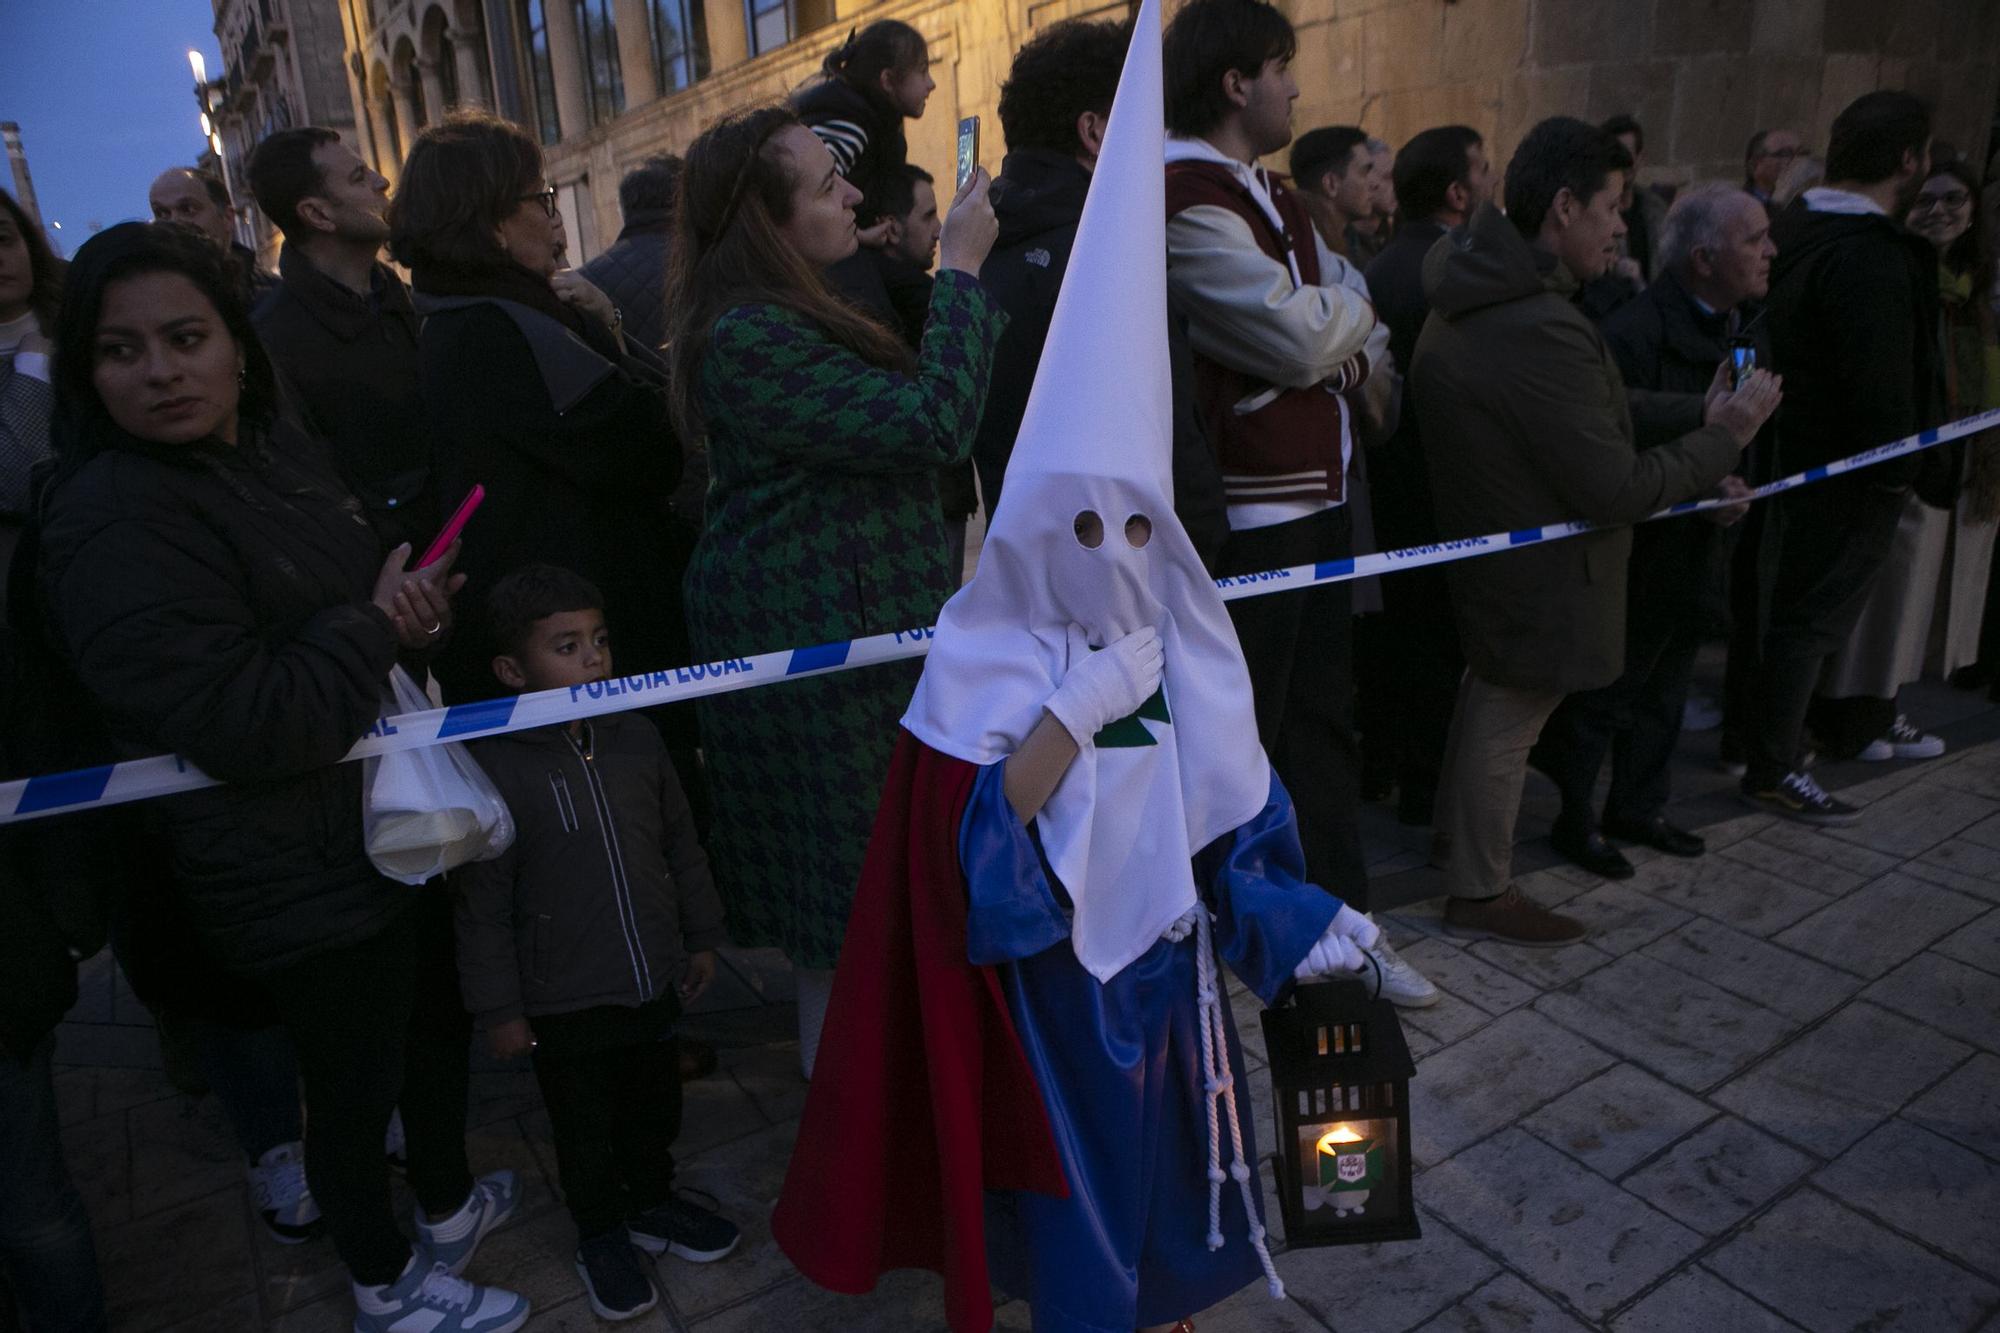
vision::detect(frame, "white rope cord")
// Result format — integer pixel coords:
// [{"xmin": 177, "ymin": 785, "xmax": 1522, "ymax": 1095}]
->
[{"xmin": 1187, "ymin": 907, "xmax": 1285, "ymax": 1299}]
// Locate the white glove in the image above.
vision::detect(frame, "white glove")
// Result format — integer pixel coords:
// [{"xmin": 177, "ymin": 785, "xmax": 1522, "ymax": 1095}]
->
[
  {"xmin": 1293, "ymin": 905, "xmax": 1381, "ymax": 980},
  {"xmin": 1045, "ymin": 624, "xmax": 1163, "ymax": 746}
]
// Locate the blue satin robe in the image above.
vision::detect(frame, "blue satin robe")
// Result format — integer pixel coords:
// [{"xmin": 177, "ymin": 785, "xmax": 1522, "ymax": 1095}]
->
[{"xmin": 961, "ymin": 766, "xmax": 1340, "ymax": 1332}]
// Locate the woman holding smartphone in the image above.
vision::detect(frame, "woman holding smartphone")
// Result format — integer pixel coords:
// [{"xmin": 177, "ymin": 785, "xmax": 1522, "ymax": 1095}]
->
[
  {"xmin": 38, "ymin": 222, "xmax": 526, "ymax": 1333},
  {"xmin": 665, "ymin": 107, "xmax": 998, "ymax": 1079}
]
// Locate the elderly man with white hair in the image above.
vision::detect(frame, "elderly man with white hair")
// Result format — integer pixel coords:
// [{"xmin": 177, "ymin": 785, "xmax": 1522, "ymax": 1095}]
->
[{"xmin": 1533, "ymin": 183, "xmax": 1775, "ymax": 879}]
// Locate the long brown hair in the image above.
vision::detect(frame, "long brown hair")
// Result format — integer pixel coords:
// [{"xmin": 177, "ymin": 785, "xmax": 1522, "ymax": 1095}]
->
[
  {"xmin": 1, "ymin": 188, "xmax": 64, "ymax": 334},
  {"xmin": 663, "ymin": 106, "xmax": 913, "ymax": 444}
]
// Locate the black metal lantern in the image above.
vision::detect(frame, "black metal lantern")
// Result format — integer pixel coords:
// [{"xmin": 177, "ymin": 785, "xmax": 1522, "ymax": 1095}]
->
[{"xmin": 1259, "ymin": 976, "xmax": 1420, "ymax": 1247}]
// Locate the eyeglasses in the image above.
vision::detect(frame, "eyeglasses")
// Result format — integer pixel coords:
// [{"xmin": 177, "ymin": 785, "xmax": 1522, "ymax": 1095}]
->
[
  {"xmin": 1912, "ymin": 190, "xmax": 1971, "ymax": 213},
  {"xmin": 519, "ymin": 186, "xmax": 559, "ymax": 218}
]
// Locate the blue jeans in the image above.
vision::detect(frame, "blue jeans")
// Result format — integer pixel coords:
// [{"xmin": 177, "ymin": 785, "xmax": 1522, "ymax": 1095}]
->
[{"xmin": 0, "ymin": 1035, "xmax": 106, "ymax": 1332}]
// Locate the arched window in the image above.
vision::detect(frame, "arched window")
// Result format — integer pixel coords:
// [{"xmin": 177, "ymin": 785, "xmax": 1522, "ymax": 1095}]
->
[
  {"xmin": 438, "ymin": 33, "xmax": 461, "ymax": 107},
  {"xmin": 650, "ymin": 0, "xmax": 707, "ymax": 92},
  {"xmin": 573, "ymin": 0, "xmax": 625, "ymax": 124},
  {"xmin": 519, "ymin": 0, "xmax": 562, "ymax": 144}
]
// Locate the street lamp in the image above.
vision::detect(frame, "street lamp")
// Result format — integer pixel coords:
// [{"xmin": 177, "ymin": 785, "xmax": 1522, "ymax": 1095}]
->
[{"xmin": 188, "ymin": 49, "xmax": 207, "ymax": 86}]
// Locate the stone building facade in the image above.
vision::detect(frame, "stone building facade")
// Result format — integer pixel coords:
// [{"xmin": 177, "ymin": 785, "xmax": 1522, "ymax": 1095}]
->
[
  {"xmin": 204, "ymin": 0, "xmax": 364, "ymax": 264},
  {"xmin": 324, "ymin": 0, "xmax": 1996, "ymax": 266}
]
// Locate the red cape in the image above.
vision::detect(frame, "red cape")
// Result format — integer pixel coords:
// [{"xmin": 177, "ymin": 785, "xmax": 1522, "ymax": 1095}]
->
[{"xmin": 772, "ymin": 731, "xmax": 1068, "ymax": 1333}]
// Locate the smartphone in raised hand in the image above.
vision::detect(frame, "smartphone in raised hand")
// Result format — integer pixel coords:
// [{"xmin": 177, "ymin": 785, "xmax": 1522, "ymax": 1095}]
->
[
  {"xmin": 956, "ymin": 116, "xmax": 981, "ymax": 190},
  {"xmin": 416, "ymin": 484, "xmax": 485, "ymax": 570}
]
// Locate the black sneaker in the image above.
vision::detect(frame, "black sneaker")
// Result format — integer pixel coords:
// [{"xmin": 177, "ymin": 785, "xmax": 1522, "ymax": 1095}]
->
[
  {"xmin": 628, "ymin": 1194, "xmax": 741, "ymax": 1263},
  {"xmin": 575, "ymin": 1231, "xmax": 657, "ymax": 1322},
  {"xmin": 1741, "ymin": 771, "xmax": 1861, "ymax": 827}
]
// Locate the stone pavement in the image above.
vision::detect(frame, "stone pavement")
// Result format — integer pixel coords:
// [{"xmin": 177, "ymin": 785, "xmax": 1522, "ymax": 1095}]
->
[{"xmin": 34, "ymin": 673, "xmax": 2000, "ymax": 1332}]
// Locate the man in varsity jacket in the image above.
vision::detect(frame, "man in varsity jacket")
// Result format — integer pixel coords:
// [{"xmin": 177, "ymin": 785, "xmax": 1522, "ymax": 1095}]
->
[{"xmin": 1161, "ymin": 0, "xmax": 1426, "ymax": 1002}]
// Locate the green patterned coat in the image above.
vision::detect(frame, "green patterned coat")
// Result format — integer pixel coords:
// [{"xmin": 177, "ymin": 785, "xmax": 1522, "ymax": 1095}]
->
[{"xmin": 685, "ymin": 270, "xmax": 1004, "ymax": 966}]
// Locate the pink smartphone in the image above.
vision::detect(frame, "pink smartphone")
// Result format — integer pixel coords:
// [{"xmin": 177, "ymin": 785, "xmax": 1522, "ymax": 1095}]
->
[{"xmin": 416, "ymin": 484, "xmax": 485, "ymax": 569}]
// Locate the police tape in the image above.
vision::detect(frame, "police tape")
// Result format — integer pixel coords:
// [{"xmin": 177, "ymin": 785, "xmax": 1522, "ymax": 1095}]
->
[{"xmin": 5, "ymin": 406, "xmax": 1997, "ymax": 826}]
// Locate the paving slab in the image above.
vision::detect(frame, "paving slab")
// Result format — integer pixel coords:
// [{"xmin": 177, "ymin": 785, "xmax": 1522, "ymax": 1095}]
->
[
  {"xmin": 1608, "ymin": 1268, "xmax": 1805, "ymax": 1332},
  {"xmin": 96, "ymin": 1189, "xmax": 260, "ymax": 1333},
  {"xmin": 1826, "ymin": 781, "xmax": 2000, "ymax": 859},
  {"xmin": 1704, "ymin": 1188, "xmax": 2000, "ymax": 1333},
  {"xmin": 1396, "ymin": 937, "xmax": 1541, "ymax": 1015},
  {"xmin": 1817, "ymin": 1119, "xmax": 2000, "ymax": 1274},
  {"xmin": 1418, "ymin": 1129, "xmax": 1701, "ymax": 1321},
  {"xmin": 59, "ymin": 1106, "xmax": 133, "ymax": 1228},
  {"xmin": 1412, "ymin": 1273, "xmax": 1595, "ymax": 1333},
  {"xmin": 1520, "ymin": 1063, "xmax": 1714, "ymax": 1179},
  {"xmin": 1639, "ymin": 852, "xmax": 1841, "ymax": 937},
  {"xmin": 1901, "ymin": 1051, "xmax": 2000, "ymax": 1161},
  {"xmin": 1548, "ymin": 882, "xmax": 1692, "ymax": 955},
  {"xmin": 1772, "ymin": 872, "xmax": 1988, "ymax": 979},
  {"xmin": 1466, "ymin": 937, "xmax": 1616, "ymax": 990},
  {"xmin": 1713, "ymin": 1001, "xmax": 1972, "ymax": 1158},
  {"xmin": 1620, "ymin": 1115, "xmax": 1814, "ymax": 1235},
  {"xmin": 666, "ymin": 1119, "xmax": 805, "ymax": 1322},
  {"xmin": 1900, "ymin": 838, "xmax": 2000, "ymax": 904},
  {"xmin": 1534, "ymin": 953, "xmax": 1796, "ymax": 1092},
  {"xmin": 1930, "ymin": 904, "xmax": 2000, "ymax": 976},
  {"xmin": 1406, "ymin": 1008, "xmax": 1618, "ymax": 1165},
  {"xmin": 1397, "ymin": 991, "xmax": 1496, "ymax": 1048},
  {"xmin": 1160, "ymin": 1281, "xmax": 1330, "ymax": 1332},
  {"xmin": 1861, "ymin": 950, "xmax": 2000, "ymax": 1053},
  {"xmin": 1276, "ymin": 1206, "xmax": 1496, "ymax": 1332},
  {"xmin": 1639, "ymin": 916, "xmax": 1861, "ymax": 1023},
  {"xmin": 689, "ymin": 1269, "xmax": 949, "ymax": 1331},
  {"xmin": 125, "ymin": 1094, "xmax": 243, "ymax": 1220},
  {"xmin": 1714, "ymin": 832, "xmax": 1880, "ymax": 899}
]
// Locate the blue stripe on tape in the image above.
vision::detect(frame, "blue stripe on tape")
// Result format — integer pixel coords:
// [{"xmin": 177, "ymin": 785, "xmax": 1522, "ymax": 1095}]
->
[
  {"xmin": 788, "ymin": 642, "xmax": 851, "ymax": 675},
  {"xmin": 1804, "ymin": 466, "xmax": 1830, "ymax": 481},
  {"xmin": 437, "ymin": 697, "xmax": 517, "ymax": 739},
  {"xmin": 1919, "ymin": 428, "xmax": 1939, "ymax": 446},
  {"xmin": 16, "ymin": 766, "xmax": 114, "ymax": 815},
  {"xmin": 1314, "ymin": 558, "xmax": 1355, "ymax": 581},
  {"xmin": 1667, "ymin": 500, "xmax": 1701, "ymax": 514},
  {"xmin": 1508, "ymin": 527, "xmax": 1542, "ymax": 545}
]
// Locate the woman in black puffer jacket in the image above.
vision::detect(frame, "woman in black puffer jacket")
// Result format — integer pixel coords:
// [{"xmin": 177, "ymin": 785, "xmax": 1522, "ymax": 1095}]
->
[{"xmin": 36, "ymin": 223, "xmax": 528, "ymax": 1327}]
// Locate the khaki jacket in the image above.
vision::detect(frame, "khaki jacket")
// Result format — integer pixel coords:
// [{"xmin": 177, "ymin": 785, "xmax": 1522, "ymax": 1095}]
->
[{"xmin": 1409, "ymin": 205, "xmax": 1740, "ymax": 692}]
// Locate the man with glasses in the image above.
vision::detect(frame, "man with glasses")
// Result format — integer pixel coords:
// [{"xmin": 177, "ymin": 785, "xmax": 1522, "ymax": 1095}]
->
[{"xmin": 1745, "ymin": 128, "xmax": 1804, "ymax": 217}]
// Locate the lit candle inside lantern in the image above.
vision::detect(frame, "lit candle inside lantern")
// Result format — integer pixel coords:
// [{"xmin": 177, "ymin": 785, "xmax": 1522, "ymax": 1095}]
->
[{"xmin": 1314, "ymin": 1123, "xmax": 1382, "ymax": 1216}]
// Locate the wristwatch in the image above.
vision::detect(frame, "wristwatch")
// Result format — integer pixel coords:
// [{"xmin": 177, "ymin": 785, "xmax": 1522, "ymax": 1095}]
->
[{"xmin": 608, "ymin": 306, "xmax": 624, "ymax": 333}]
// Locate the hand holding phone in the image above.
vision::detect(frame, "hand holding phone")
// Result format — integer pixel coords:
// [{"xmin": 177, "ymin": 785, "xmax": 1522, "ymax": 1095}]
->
[
  {"xmin": 956, "ymin": 116, "xmax": 981, "ymax": 191},
  {"xmin": 418, "ymin": 484, "xmax": 485, "ymax": 570}
]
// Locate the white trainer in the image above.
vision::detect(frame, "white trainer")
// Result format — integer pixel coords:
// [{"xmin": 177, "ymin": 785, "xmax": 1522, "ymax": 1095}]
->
[
  {"xmin": 1362, "ymin": 917, "xmax": 1440, "ymax": 1008},
  {"xmin": 1859, "ymin": 714, "xmax": 1945, "ymax": 762},
  {"xmin": 352, "ymin": 1257, "xmax": 528, "ymax": 1333},
  {"xmin": 249, "ymin": 1141, "xmax": 320, "ymax": 1244}
]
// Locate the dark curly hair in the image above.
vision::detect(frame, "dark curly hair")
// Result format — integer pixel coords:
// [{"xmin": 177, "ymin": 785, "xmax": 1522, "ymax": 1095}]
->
[
  {"xmin": 1162, "ymin": 0, "xmax": 1296, "ymax": 140},
  {"xmin": 998, "ymin": 18, "xmax": 1132, "ymax": 156},
  {"xmin": 1503, "ymin": 116, "xmax": 1629, "ymax": 239}
]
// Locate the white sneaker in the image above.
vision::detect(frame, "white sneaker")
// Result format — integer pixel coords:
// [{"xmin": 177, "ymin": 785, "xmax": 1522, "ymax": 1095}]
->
[
  {"xmin": 1362, "ymin": 917, "xmax": 1439, "ymax": 1008},
  {"xmin": 416, "ymin": 1169, "xmax": 520, "ymax": 1277},
  {"xmin": 249, "ymin": 1141, "xmax": 320, "ymax": 1244},
  {"xmin": 1858, "ymin": 715, "xmax": 1945, "ymax": 762},
  {"xmin": 352, "ymin": 1257, "xmax": 528, "ymax": 1333}
]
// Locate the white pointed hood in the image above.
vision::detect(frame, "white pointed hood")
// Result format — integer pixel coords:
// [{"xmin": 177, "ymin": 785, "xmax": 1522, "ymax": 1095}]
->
[{"xmin": 901, "ymin": 0, "xmax": 1269, "ymax": 983}]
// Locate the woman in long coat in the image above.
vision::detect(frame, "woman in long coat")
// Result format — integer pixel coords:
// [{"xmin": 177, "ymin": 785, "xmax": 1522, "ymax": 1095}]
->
[{"xmin": 666, "ymin": 107, "xmax": 1000, "ymax": 1075}]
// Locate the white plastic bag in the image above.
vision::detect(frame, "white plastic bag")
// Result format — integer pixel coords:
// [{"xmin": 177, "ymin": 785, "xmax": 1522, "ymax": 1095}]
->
[{"xmin": 362, "ymin": 666, "xmax": 515, "ymax": 885}]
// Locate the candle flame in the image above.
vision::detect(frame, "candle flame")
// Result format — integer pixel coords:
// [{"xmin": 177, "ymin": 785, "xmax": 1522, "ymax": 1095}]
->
[{"xmin": 1317, "ymin": 1125, "xmax": 1364, "ymax": 1150}]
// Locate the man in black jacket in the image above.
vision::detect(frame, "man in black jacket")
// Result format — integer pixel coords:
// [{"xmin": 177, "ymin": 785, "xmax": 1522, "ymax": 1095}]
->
[
  {"xmin": 579, "ymin": 156, "xmax": 680, "ymax": 357},
  {"xmin": 974, "ymin": 15, "xmax": 1227, "ymax": 569},
  {"xmin": 1742, "ymin": 91, "xmax": 1940, "ymax": 826},
  {"xmin": 247, "ymin": 128, "xmax": 434, "ymax": 551},
  {"xmin": 1535, "ymin": 184, "xmax": 1771, "ymax": 874},
  {"xmin": 1362, "ymin": 124, "xmax": 1489, "ymax": 826}
]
